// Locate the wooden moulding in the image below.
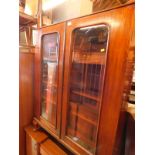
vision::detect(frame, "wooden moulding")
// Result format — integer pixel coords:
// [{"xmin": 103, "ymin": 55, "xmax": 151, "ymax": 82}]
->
[
  {"xmin": 25, "ymin": 125, "xmax": 48, "ymax": 144},
  {"xmin": 34, "ymin": 117, "xmax": 59, "ymax": 139}
]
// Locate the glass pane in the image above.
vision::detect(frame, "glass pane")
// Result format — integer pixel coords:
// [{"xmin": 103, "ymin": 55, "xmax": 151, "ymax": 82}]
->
[
  {"xmin": 66, "ymin": 25, "xmax": 109, "ymax": 154},
  {"xmin": 19, "ymin": 30, "xmax": 27, "ymax": 45},
  {"xmin": 41, "ymin": 33, "xmax": 59, "ymax": 127}
]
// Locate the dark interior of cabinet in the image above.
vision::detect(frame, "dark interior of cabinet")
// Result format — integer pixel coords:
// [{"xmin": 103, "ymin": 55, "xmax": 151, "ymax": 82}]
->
[
  {"xmin": 41, "ymin": 33, "xmax": 59, "ymax": 128},
  {"xmin": 66, "ymin": 25, "xmax": 109, "ymax": 154}
]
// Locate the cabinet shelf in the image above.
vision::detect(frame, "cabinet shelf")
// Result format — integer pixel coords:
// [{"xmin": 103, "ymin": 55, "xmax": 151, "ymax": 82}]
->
[
  {"xmin": 73, "ymin": 51, "xmax": 106, "ymax": 64},
  {"xmin": 71, "ymin": 90, "xmax": 99, "ymax": 101},
  {"xmin": 70, "ymin": 111, "xmax": 97, "ymax": 126},
  {"xmin": 70, "ymin": 101, "xmax": 98, "ymax": 115},
  {"xmin": 19, "ymin": 11, "xmax": 37, "ymax": 26}
]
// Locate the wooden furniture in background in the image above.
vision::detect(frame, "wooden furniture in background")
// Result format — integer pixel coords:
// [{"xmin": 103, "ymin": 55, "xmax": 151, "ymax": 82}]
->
[
  {"xmin": 20, "ymin": 12, "xmax": 37, "ymax": 27},
  {"xmin": 19, "ymin": 12, "xmax": 37, "ymax": 47},
  {"xmin": 34, "ymin": 22, "xmax": 66, "ymax": 138},
  {"xmin": 19, "ymin": 1, "xmax": 39, "ymax": 154},
  {"xmin": 33, "ymin": 3, "xmax": 134, "ymax": 155},
  {"xmin": 25, "ymin": 125, "xmax": 48, "ymax": 155},
  {"xmin": 19, "ymin": 51, "xmax": 34, "ymax": 155},
  {"xmin": 92, "ymin": 0, "xmax": 134, "ymax": 12},
  {"xmin": 40, "ymin": 139, "xmax": 68, "ymax": 155},
  {"xmin": 19, "ymin": 0, "xmax": 39, "ymax": 47}
]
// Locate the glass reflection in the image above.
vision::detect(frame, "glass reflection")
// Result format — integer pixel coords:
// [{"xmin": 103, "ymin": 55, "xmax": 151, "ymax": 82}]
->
[
  {"xmin": 41, "ymin": 33, "xmax": 59, "ymax": 127},
  {"xmin": 66, "ymin": 25, "xmax": 109, "ymax": 153}
]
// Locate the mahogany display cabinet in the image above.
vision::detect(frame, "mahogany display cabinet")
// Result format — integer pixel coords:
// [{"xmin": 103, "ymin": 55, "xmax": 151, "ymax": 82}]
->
[{"xmin": 34, "ymin": 3, "xmax": 134, "ymax": 155}]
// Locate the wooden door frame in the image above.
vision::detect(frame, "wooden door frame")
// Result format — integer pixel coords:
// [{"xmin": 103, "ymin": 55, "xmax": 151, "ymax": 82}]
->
[
  {"xmin": 61, "ymin": 4, "xmax": 134, "ymax": 155},
  {"xmin": 34, "ymin": 22, "xmax": 66, "ymax": 137}
]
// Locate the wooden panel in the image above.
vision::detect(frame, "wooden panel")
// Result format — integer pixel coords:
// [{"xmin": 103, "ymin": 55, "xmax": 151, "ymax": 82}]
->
[
  {"xmin": 25, "ymin": 126, "xmax": 48, "ymax": 143},
  {"xmin": 34, "ymin": 30, "xmax": 42, "ymax": 119},
  {"xmin": 25, "ymin": 125, "xmax": 48, "ymax": 155},
  {"xmin": 26, "ymin": 134, "xmax": 39, "ymax": 155},
  {"xmin": 112, "ymin": 15, "xmax": 135, "ymax": 155},
  {"xmin": 19, "ymin": 51, "xmax": 34, "ymax": 155},
  {"xmin": 97, "ymin": 4, "xmax": 134, "ymax": 155},
  {"xmin": 98, "ymin": 5, "xmax": 134, "ymax": 155},
  {"xmin": 40, "ymin": 139, "xmax": 67, "ymax": 155}
]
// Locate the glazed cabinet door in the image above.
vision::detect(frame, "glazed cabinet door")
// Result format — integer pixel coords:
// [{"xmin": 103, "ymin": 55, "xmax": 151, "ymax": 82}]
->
[
  {"xmin": 62, "ymin": 4, "xmax": 134, "ymax": 155},
  {"xmin": 63, "ymin": 24, "xmax": 109, "ymax": 155},
  {"xmin": 34, "ymin": 23, "xmax": 65, "ymax": 137}
]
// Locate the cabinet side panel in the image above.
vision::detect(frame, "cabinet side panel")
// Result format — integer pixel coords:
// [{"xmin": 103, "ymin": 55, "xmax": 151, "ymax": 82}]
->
[
  {"xmin": 97, "ymin": 4, "xmax": 134, "ymax": 155},
  {"xmin": 19, "ymin": 52, "xmax": 34, "ymax": 155}
]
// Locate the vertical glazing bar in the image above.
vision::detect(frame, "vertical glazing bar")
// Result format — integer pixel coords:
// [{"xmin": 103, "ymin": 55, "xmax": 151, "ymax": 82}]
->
[{"xmin": 93, "ymin": 64, "xmax": 97, "ymax": 96}]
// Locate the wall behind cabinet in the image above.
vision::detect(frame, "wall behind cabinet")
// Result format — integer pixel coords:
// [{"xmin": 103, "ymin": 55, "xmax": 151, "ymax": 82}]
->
[{"xmin": 52, "ymin": 0, "xmax": 93, "ymax": 23}]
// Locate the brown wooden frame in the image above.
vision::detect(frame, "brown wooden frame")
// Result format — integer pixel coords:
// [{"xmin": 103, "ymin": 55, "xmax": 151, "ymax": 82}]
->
[
  {"xmin": 34, "ymin": 22, "xmax": 66, "ymax": 138},
  {"xmin": 61, "ymin": 4, "xmax": 134, "ymax": 155}
]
